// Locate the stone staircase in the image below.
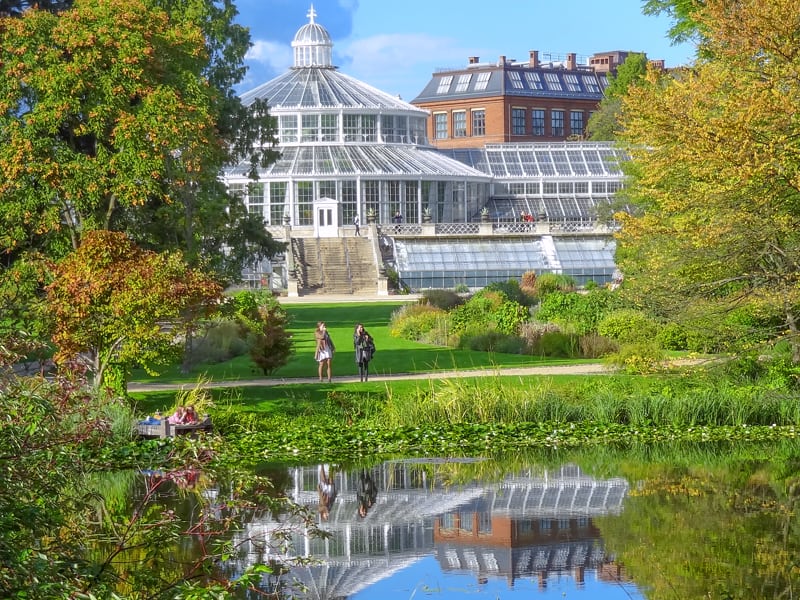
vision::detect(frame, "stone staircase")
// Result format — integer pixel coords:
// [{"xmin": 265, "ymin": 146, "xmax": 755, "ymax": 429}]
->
[{"xmin": 291, "ymin": 237, "xmax": 377, "ymax": 295}]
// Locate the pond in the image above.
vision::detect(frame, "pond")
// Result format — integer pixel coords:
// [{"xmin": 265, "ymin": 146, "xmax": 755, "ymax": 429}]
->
[{"xmin": 115, "ymin": 441, "xmax": 800, "ymax": 599}]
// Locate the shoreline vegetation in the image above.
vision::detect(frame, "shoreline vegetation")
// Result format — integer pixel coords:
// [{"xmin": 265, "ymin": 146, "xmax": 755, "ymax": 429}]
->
[{"xmin": 127, "ymin": 299, "xmax": 800, "ymax": 465}]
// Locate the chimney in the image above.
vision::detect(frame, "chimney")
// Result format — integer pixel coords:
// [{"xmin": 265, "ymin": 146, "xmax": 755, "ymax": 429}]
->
[
  {"xmin": 566, "ymin": 52, "xmax": 576, "ymax": 70},
  {"xmin": 498, "ymin": 55, "xmax": 507, "ymax": 66},
  {"xmin": 529, "ymin": 50, "xmax": 539, "ymax": 68},
  {"xmin": 468, "ymin": 56, "xmax": 480, "ymax": 64}
]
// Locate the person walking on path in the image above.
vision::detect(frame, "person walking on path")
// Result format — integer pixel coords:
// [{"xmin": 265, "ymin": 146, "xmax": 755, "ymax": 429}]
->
[
  {"xmin": 353, "ymin": 323, "xmax": 375, "ymax": 382},
  {"xmin": 314, "ymin": 321, "xmax": 335, "ymax": 382},
  {"xmin": 353, "ymin": 213, "xmax": 360, "ymax": 236}
]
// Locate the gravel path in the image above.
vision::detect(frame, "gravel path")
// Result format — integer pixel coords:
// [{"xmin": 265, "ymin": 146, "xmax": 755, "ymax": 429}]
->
[{"xmin": 127, "ymin": 363, "xmax": 610, "ymax": 393}]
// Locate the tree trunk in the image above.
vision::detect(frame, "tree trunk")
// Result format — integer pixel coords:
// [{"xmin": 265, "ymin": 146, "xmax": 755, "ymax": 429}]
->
[{"xmin": 785, "ymin": 308, "xmax": 800, "ymax": 365}]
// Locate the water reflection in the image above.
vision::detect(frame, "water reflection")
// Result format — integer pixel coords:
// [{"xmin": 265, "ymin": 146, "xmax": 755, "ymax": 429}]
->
[{"xmin": 230, "ymin": 459, "xmax": 641, "ymax": 598}]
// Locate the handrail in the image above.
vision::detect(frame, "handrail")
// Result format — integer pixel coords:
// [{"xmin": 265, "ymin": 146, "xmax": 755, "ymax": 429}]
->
[
  {"xmin": 315, "ymin": 236, "xmax": 324, "ymax": 288},
  {"xmin": 342, "ymin": 238, "xmax": 354, "ymax": 294}
]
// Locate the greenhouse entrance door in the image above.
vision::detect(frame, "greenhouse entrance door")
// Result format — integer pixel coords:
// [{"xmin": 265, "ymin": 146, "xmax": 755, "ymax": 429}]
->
[{"xmin": 314, "ymin": 197, "xmax": 339, "ymax": 238}]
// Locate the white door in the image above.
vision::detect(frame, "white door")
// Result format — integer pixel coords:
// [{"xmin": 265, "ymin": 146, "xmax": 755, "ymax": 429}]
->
[{"xmin": 314, "ymin": 197, "xmax": 339, "ymax": 237}]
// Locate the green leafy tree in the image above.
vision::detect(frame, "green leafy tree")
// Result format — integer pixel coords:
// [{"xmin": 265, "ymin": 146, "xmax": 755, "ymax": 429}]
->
[
  {"xmin": 643, "ymin": 0, "xmax": 706, "ymax": 45},
  {"xmin": 46, "ymin": 230, "xmax": 222, "ymax": 389},
  {"xmin": 233, "ymin": 290, "xmax": 294, "ymax": 376},
  {"xmin": 616, "ymin": 0, "xmax": 800, "ymax": 363},
  {"xmin": 0, "ymin": 0, "xmax": 282, "ymax": 276},
  {"xmin": 587, "ymin": 53, "xmax": 650, "ymax": 141}
]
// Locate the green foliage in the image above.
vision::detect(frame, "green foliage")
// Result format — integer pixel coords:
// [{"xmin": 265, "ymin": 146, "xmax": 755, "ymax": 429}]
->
[
  {"xmin": 449, "ymin": 290, "xmax": 527, "ymax": 336},
  {"xmin": 597, "ymin": 308, "xmax": 660, "ymax": 344},
  {"xmin": 458, "ymin": 330, "xmax": 527, "ymax": 354},
  {"xmin": 530, "ymin": 331, "xmax": 580, "ymax": 358},
  {"xmin": 533, "ymin": 273, "xmax": 576, "ymax": 298},
  {"xmin": 535, "ymin": 289, "xmax": 621, "ymax": 335},
  {"xmin": 618, "ymin": 0, "xmax": 800, "ymax": 364},
  {"xmin": 656, "ymin": 321, "xmax": 689, "ymax": 350},
  {"xmin": 233, "ymin": 290, "xmax": 293, "ymax": 376},
  {"xmin": 450, "ymin": 292, "xmax": 500, "ymax": 334},
  {"xmin": 389, "ymin": 302, "xmax": 448, "ymax": 342},
  {"xmin": 46, "ymin": 230, "xmax": 223, "ymax": 389},
  {"xmin": 606, "ymin": 341, "xmax": 667, "ymax": 374},
  {"xmin": 188, "ymin": 318, "xmax": 248, "ymax": 365},
  {"xmin": 0, "ymin": 0, "xmax": 283, "ymax": 287},
  {"xmin": 419, "ymin": 288, "xmax": 464, "ymax": 311},
  {"xmin": 0, "ymin": 373, "xmax": 133, "ymax": 596},
  {"xmin": 485, "ymin": 278, "xmax": 535, "ymax": 307}
]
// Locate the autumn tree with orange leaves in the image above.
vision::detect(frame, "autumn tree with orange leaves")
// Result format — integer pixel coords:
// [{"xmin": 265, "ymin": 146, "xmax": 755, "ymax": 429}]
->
[
  {"xmin": 616, "ymin": 0, "xmax": 800, "ymax": 364},
  {"xmin": 46, "ymin": 230, "xmax": 222, "ymax": 389}
]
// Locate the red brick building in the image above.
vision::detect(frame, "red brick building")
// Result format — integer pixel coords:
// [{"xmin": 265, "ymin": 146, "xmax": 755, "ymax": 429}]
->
[{"xmin": 412, "ymin": 50, "xmax": 638, "ymax": 148}]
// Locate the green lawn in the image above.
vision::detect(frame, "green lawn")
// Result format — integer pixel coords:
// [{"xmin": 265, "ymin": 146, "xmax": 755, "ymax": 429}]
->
[
  {"xmin": 127, "ymin": 299, "xmax": 602, "ymax": 416},
  {"xmin": 130, "ymin": 301, "xmax": 591, "ymax": 384}
]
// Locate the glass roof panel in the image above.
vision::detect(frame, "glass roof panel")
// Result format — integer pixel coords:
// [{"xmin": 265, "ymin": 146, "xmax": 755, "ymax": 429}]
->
[
  {"xmin": 551, "ymin": 150, "xmax": 572, "ymax": 175},
  {"xmin": 567, "ymin": 150, "xmax": 588, "ymax": 175},
  {"xmin": 534, "ymin": 151, "xmax": 556, "ymax": 175}
]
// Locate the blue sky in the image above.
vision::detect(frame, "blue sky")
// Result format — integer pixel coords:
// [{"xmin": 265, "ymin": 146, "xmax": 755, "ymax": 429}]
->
[
  {"xmin": 349, "ymin": 555, "xmax": 644, "ymax": 600},
  {"xmin": 234, "ymin": 0, "xmax": 697, "ymax": 102}
]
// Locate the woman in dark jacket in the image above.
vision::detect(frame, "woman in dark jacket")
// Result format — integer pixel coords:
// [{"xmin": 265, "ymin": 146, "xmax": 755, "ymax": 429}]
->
[{"xmin": 353, "ymin": 323, "xmax": 375, "ymax": 382}]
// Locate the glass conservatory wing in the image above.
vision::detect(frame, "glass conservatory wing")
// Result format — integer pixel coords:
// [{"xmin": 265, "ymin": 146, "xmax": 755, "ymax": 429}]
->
[
  {"xmin": 395, "ymin": 239, "xmax": 550, "ymax": 273},
  {"xmin": 487, "ymin": 152, "xmax": 508, "ymax": 177},
  {"xmin": 504, "ymin": 150, "xmax": 524, "ymax": 176},
  {"xmin": 240, "ymin": 68, "xmax": 429, "ymax": 114},
  {"xmin": 238, "ymin": 145, "xmax": 489, "ymax": 178},
  {"xmin": 553, "ymin": 237, "xmax": 617, "ymax": 271},
  {"xmin": 597, "ymin": 147, "xmax": 625, "ymax": 175},
  {"xmin": 567, "ymin": 150, "xmax": 589, "ymax": 175},
  {"xmin": 534, "ymin": 151, "xmax": 556, "ymax": 175},
  {"xmin": 518, "ymin": 150, "xmax": 540, "ymax": 177},
  {"xmin": 551, "ymin": 150, "xmax": 572, "ymax": 175},
  {"xmin": 584, "ymin": 149, "xmax": 606, "ymax": 175}
]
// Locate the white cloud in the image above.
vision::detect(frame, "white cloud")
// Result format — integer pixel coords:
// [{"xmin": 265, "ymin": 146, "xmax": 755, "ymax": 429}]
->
[
  {"xmin": 336, "ymin": 32, "xmax": 470, "ymax": 99},
  {"xmin": 246, "ymin": 39, "xmax": 293, "ymax": 72},
  {"xmin": 339, "ymin": 32, "xmax": 464, "ymax": 77}
]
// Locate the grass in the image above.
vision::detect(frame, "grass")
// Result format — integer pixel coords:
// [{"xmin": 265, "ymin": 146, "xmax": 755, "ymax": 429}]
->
[
  {"xmin": 129, "ymin": 373, "xmax": 595, "ymax": 417},
  {"xmin": 130, "ymin": 301, "xmax": 592, "ymax": 384}
]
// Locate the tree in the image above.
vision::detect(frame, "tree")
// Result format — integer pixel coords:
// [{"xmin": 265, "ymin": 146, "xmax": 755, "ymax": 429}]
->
[
  {"xmin": 46, "ymin": 230, "xmax": 222, "ymax": 389},
  {"xmin": 616, "ymin": 0, "xmax": 800, "ymax": 362},
  {"xmin": 642, "ymin": 0, "xmax": 706, "ymax": 45},
  {"xmin": 0, "ymin": 0, "xmax": 282, "ymax": 276},
  {"xmin": 587, "ymin": 53, "xmax": 650, "ymax": 141},
  {"xmin": 233, "ymin": 290, "xmax": 293, "ymax": 376}
]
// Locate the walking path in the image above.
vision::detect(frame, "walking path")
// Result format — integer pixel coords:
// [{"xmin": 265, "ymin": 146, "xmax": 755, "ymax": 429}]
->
[{"xmin": 127, "ymin": 363, "xmax": 610, "ymax": 393}]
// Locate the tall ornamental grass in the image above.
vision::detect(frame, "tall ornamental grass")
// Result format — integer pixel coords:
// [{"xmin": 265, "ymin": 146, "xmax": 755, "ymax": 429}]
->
[{"xmin": 376, "ymin": 377, "xmax": 800, "ymax": 428}]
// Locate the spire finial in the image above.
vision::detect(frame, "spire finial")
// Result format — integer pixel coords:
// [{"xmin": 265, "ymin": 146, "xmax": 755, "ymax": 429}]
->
[{"xmin": 307, "ymin": 4, "xmax": 316, "ymax": 24}]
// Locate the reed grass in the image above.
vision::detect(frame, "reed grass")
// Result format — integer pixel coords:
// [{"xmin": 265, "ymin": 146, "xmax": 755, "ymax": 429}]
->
[{"xmin": 376, "ymin": 375, "xmax": 800, "ymax": 429}]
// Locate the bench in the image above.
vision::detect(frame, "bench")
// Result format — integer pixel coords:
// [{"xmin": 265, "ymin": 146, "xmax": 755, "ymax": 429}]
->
[{"xmin": 136, "ymin": 417, "xmax": 213, "ymax": 439}]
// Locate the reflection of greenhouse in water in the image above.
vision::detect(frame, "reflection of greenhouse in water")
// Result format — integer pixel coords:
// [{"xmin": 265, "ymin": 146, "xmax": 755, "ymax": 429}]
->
[{"xmin": 230, "ymin": 460, "xmax": 631, "ymax": 597}]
